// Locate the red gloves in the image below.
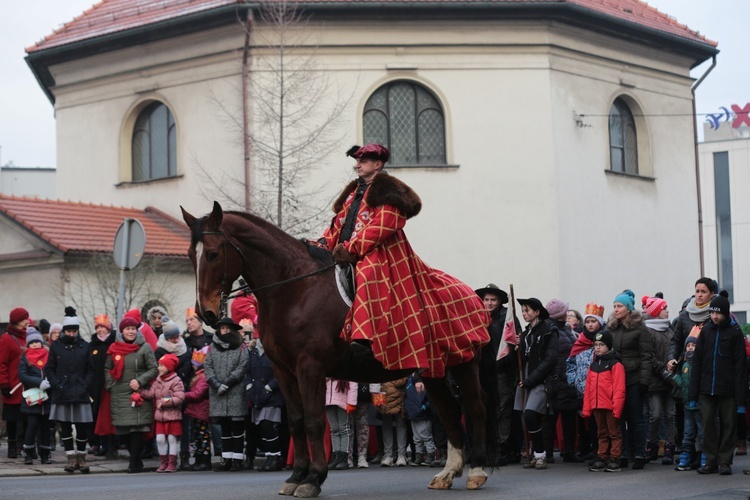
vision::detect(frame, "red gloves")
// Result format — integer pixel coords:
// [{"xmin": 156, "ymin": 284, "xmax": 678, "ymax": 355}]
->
[{"xmin": 130, "ymin": 393, "xmax": 144, "ymax": 407}]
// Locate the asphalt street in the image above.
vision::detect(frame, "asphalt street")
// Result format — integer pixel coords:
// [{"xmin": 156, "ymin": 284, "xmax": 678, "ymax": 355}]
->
[{"xmin": 3, "ymin": 458, "xmax": 750, "ymax": 500}]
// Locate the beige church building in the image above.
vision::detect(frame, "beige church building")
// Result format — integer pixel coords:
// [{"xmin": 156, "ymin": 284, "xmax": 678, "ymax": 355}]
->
[{"xmin": 20, "ymin": 0, "xmax": 719, "ymax": 318}]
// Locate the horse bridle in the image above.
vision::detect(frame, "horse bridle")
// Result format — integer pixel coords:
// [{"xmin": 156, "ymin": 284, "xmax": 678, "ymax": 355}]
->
[{"xmin": 200, "ymin": 229, "xmax": 336, "ymax": 318}]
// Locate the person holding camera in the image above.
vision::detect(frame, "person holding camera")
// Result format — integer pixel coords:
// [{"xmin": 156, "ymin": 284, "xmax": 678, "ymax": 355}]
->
[{"xmin": 642, "ymin": 295, "xmax": 677, "ymax": 465}]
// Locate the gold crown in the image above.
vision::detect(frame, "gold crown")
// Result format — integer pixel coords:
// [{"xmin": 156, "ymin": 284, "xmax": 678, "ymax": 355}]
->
[
  {"xmin": 191, "ymin": 350, "xmax": 206, "ymax": 365},
  {"xmin": 584, "ymin": 303, "xmax": 604, "ymax": 317},
  {"xmin": 94, "ymin": 314, "xmax": 111, "ymax": 327},
  {"xmin": 186, "ymin": 307, "xmax": 198, "ymax": 319}
]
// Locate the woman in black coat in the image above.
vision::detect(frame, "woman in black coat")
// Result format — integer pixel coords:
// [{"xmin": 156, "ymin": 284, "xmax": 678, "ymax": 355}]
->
[
  {"xmin": 45, "ymin": 308, "xmax": 94, "ymax": 474},
  {"xmin": 88, "ymin": 315, "xmax": 116, "ymax": 456},
  {"xmin": 513, "ymin": 298, "xmax": 559, "ymax": 470}
]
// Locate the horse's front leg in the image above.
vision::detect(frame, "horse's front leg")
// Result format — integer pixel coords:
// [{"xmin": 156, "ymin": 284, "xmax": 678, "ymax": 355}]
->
[
  {"xmin": 422, "ymin": 376, "xmax": 465, "ymax": 490},
  {"xmin": 291, "ymin": 357, "xmax": 328, "ymax": 498},
  {"xmin": 275, "ymin": 368, "xmax": 309, "ymax": 496}
]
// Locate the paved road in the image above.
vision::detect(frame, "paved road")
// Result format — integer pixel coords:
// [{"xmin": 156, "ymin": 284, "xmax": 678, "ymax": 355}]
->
[{"xmin": 3, "ymin": 458, "xmax": 750, "ymax": 499}]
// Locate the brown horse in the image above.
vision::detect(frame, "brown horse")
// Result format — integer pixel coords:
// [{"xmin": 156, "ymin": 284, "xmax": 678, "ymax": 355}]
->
[{"xmin": 181, "ymin": 202, "xmax": 488, "ymax": 498}]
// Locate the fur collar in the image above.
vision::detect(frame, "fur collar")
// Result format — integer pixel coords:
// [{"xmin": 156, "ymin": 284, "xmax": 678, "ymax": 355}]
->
[
  {"xmin": 607, "ymin": 310, "xmax": 644, "ymax": 331},
  {"xmin": 332, "ymin": 173, "xmax": 421, "ymax": 219}
]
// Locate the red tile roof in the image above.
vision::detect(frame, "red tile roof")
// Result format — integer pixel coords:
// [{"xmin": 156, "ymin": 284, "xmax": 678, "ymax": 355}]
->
[
  {"xmin": 26, "ymin": 0, "xmax": 715, "ymax": 54},
  {"xmin": 0, "ymin": 195, "xmax": 190, "ymax": 258}
]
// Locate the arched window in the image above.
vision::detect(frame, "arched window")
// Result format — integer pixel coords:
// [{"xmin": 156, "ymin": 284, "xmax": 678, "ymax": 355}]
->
[
  {"xmin": 609, "ymin": 98, "xmax": 638, "ymax": 175},
  {"xmin": 132, "ymin": 102, "xmax": 176, "ymax": 181},
  {"xmin": 363, "ymin": 81, "xmax": 446, "ymax": 165}
]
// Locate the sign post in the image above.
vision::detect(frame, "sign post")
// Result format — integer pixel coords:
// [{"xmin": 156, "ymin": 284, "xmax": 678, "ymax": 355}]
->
[{"xmin": 113, "ymin": 218, "xmax": 146, "ymax": 325}]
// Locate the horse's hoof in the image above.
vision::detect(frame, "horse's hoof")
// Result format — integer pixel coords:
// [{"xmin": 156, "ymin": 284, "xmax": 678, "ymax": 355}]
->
[
  {"xmin": 279, "ymin": 482, "xmax": 299, "ymax": 496},
  {"xmin": 428, "ymin": 476, "xmax": 453, "ymax": 490},
  {"xmin": 293, "ymin": 484, "xmax": 321, "ymax": 498},
  {"xmin": 466, "ymin": 475, "xmax": 487, "ymax": 490}
]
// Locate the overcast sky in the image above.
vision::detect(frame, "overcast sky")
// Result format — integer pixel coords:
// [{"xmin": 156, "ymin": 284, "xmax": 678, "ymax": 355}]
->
[{"xmin": 0, "ymin": 0, "xmax": 747, "ymax": 168}]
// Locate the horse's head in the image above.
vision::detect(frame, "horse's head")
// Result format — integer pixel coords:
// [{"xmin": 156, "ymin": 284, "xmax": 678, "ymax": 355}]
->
[{"xmin": 181, "ymin": 201, "xmax": 243, "ymax": 326}]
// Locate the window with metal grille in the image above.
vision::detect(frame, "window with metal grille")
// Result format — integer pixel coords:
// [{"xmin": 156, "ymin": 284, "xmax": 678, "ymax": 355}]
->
[
  {"xmin": 363, "ymin": 81, "xmax": 446, "ymax": 165},
  {"xmin": 132, "ymin": 102, "xmax": 177, "ymax": 181},
  {"xmin": 609, "ymin": 98, "xmax": 638, "ymax": 175}
]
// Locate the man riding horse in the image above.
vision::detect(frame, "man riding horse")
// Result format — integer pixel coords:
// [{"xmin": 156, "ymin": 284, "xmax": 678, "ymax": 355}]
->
[{"xmin": 321, "ymin": 143, "xmax": 490, "ymax": 379}]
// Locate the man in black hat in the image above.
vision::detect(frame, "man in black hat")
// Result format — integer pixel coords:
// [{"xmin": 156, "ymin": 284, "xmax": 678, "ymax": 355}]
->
[{"xmin": 475, "ymin": 284, "xmax": 513, "ymax": 465}]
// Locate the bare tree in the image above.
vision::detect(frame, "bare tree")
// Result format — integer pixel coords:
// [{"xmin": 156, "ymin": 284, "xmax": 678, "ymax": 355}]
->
[
  {"xmin": 61, "ymin": 254, "xmax": 188, "ymax": 338},
  {"xmin": 196, "ymin": 0, "xmax": 354, "ymax": 237}
]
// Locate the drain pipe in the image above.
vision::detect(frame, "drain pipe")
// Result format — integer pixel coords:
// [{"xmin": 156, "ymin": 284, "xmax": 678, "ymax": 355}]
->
[
  {"xmin": 242, "ymin": 10, "xmax": 254, "ymax": 212},
  {"xmin": 691, "ymin": 54, "xmax": 717, "ymax": 276}
]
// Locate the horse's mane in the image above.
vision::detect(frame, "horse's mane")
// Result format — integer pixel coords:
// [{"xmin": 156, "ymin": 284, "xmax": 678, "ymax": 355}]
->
[{"xmin": 197, "ymin": 210, "xmax": 333, "ymax": 269}]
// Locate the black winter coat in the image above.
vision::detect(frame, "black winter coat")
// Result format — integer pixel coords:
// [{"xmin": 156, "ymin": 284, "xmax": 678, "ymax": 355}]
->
[
  {"xmin": 668, "ymin": 309, "xmax": 707, "ymax": 364},
  {"xmin": 688, "ymin": 319, "xmax": 747, "ymax": 404},
  {"xmin": 520, "ymin": 319, "xmax": 559, "ymax": 391},
  {"xmin": 88, "ymin": 331, "xmax": 116, "ymax": 407},
  {"xmin": 551, "ymin": 319, "xmax": 578, "ymax": 411},
  {"xmin": 244, "ymin": 347, "xmax": 284, "ymax": 409},
  {"xmin": 18, "ymin": 354, "xmax": 51, "ymax": 415},
  {"xmin": 479, "ymin": 306, "xmax": 505, "ymax": 399},
  {"xmin": 45, "ymin": 336, "xmax": 94, "ymax": 404},
  {"xmin": 184, "ymin": 331, "xmax": 214, "ymax": 352}
]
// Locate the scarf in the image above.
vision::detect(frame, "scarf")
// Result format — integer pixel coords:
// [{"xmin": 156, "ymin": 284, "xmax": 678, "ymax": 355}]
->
[
  {"xmin": 338, "ymin": 178, "xmax": 368, "ymax": 243},
  {"xmin": 644, "ymin": 317, "xmax": 671, "ymax": 332},
  {"xmin": 686, "ymin": 297, "xmax": 711, "ymax": 323},
  {"xmin": 107, "ymin": 341, "xmax": 141, "ymax": 380},
  {"xmin": 6, "ymin": 324, "xmax": 27, "ymax": 353},
  {"xmin": 569, "ymin": 329, "xmax": 598, "ymax": 357},
  {"xmin": 25, "ymin": 347, "xmax": 49, "ymax": 370},
  {"xmin": 156, "ymin": 334, "xmax": 188, "ymax": 357}
]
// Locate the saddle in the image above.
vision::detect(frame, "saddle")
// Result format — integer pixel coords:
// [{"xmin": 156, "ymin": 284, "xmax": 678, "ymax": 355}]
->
[{"xmin": 335, "ymin": 263, "xmax": 355, "ymax": 306}]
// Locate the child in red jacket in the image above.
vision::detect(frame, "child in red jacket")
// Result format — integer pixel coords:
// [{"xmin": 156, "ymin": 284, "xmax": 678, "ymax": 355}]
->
[
  {"xmin": 583, "ymin": 331, "xmax": 626, "ymax": 473},
  {"xmin": 140, "ymin": 353, "xmax": 185, "ymax": 473}
]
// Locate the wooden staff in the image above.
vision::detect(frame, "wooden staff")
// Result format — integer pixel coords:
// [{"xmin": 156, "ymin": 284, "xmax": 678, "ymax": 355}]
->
[{"xmin": 511, "ymin": 284, "xmax": 532, "ymax": 464}]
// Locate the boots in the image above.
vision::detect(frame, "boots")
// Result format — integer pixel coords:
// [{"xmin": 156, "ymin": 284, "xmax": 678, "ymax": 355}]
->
[
  {"xmin": 40, "ymin": 448, "xmax": 51, "ymax": 465},
  {"xmin": 646, "ymin": 441, "xmax": 659, "ymax": 462},
  {"xmin": 190, "ymin": 454, "xmax": 212, "ymax": 472},
  {"xmin": 430, "ymin": 448, "xmax": 446, "ymax": 467},
  {"xmin": 7, "ymin": 440, "xmax": 17, "ymax": 459},
  {"xmin": 231, "ymin": 458, "xmax": 244, "ymax": 471},
  {"xmin": 736, "ymin": 439, "xmax": 747, "ymax": 456},
  {"xmin": 156, "ymin": 455, "xmax": 169, "ymax": 473},
  {"xmin": 335, "ymin": 452, "xmax": 349, "ymax": 470},
  {"xmin": 127, "ymin": 433, "xmax": 144, "ymax": 473},
  {"xmin": 661, "ymin": 443, "xmax": 675, "ymax": 465},
  {"xmin": 328, "ymin": 451, "xmax": 343, "ymax": 470},
  {"xmin": 23, "ymin": 446, "xmax": 33, "ymax": 465},
  {"xmin": 213, "ymin": 458, "xmax": 233, "ymax": 472},
  {"xmin": 411, "ymin": 453, "xmax": 425, "ymax": 467},
  {"xmin": 179, "ymin": 451, "xmax": 190, "ymax": 470},
  {"xmin": 77, "ymin": 453, "xmax": 90, "ymax": 474},
  {"xmin": 64, "ymin": 453, "xmax": 78, "ymax": 473},
  {"xmin": 166, "ymin": 455, "xmax": 178, "ymax": 473},
  {"xmin": 264, "ymin": 455, "xmax": 283, "ymax": 472}
]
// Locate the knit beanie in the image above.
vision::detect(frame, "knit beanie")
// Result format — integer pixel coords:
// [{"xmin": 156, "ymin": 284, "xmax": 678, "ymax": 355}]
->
[
  {"xmin": 9, "ymin": 307, "xmax": 29, "ymax": 325},
  {"xmin": 62, "ymin": 306, "xmax": 80, "ymax": 330},
  {"xmin": 642, "ymin": 296, "xmax": 668, "ymax": 318},
  {"xmin": 26, "ymin": 328, "xmax": 44, "ymax": 346},
  {"xmin": 159, "ymin": 353, "xmax": 179, "ymax": 373},
  {"xmin": 709, "ymin": 294, "xmax": 730, "ymax": 317},
  {"xmin": 545, "ymin": 299, "xmax": 568, "ymax": 321},
  {"xmin": 161, "ymin": 317, "xmax": 181, "ymax": 339},
  {"xmin": 38, "ymin": 319, "xmax": 51, "ymax": 335},
  {"xmin": 119, "ymin": 316, "xmax": 140, "ymax": 332},
  {"xmin": 614, "ymin": 292, "xmax": 635, "ymax": 312},
  {"xmin": 594, "ymin": 330, "xmax": 614, "ymax": 350},
  {"xmin": 124, "ymin": 309, "xmax": 142, "ymax": 323},
  {"xmin": 49, "ymin": 322, "xmax": 62, "ymax": 333},
  {"xmin": 685, "ymin": 334, "xmax": 700, "ymax": 347}
]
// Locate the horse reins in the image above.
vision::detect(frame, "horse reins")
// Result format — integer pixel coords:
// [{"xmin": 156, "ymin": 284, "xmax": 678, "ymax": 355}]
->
[{"xmin": 201, "ymin": 229, "xmax": 336, "ymax": 317}]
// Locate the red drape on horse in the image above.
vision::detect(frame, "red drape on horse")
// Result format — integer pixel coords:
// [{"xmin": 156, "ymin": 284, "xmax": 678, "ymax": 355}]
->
[{"xmin": 323, "ymin": 173, "xmax": 490, "ymax": 378}]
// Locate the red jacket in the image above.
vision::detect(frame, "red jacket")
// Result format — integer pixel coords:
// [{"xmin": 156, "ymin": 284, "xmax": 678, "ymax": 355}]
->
[
  {"xmin": 583, "ymin": 351, "xmax": 626, "ymax": 419},
  {"xmin": 323, "ymin": 174, "xmax": 489, "ymax": 377},
  {"xmin": 184, "ymin": 370, "xmax": 210, "ymax": 422},
  {"xmin": 0, "ymin": 326, "xmax": 26, "ymax": 405},
  {"xmin": 140, "ymin": 371, "xmax": 185, "ymax": 422}
]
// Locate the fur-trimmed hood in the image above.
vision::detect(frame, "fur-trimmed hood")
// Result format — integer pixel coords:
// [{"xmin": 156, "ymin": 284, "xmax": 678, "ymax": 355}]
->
[
  {"xmin": 607, "ymin": 310, "xmax": 644, "ymax": 331},
  {"xmin": 332, "ymin": 172, "xmax": 422, "ymax": 219}
]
